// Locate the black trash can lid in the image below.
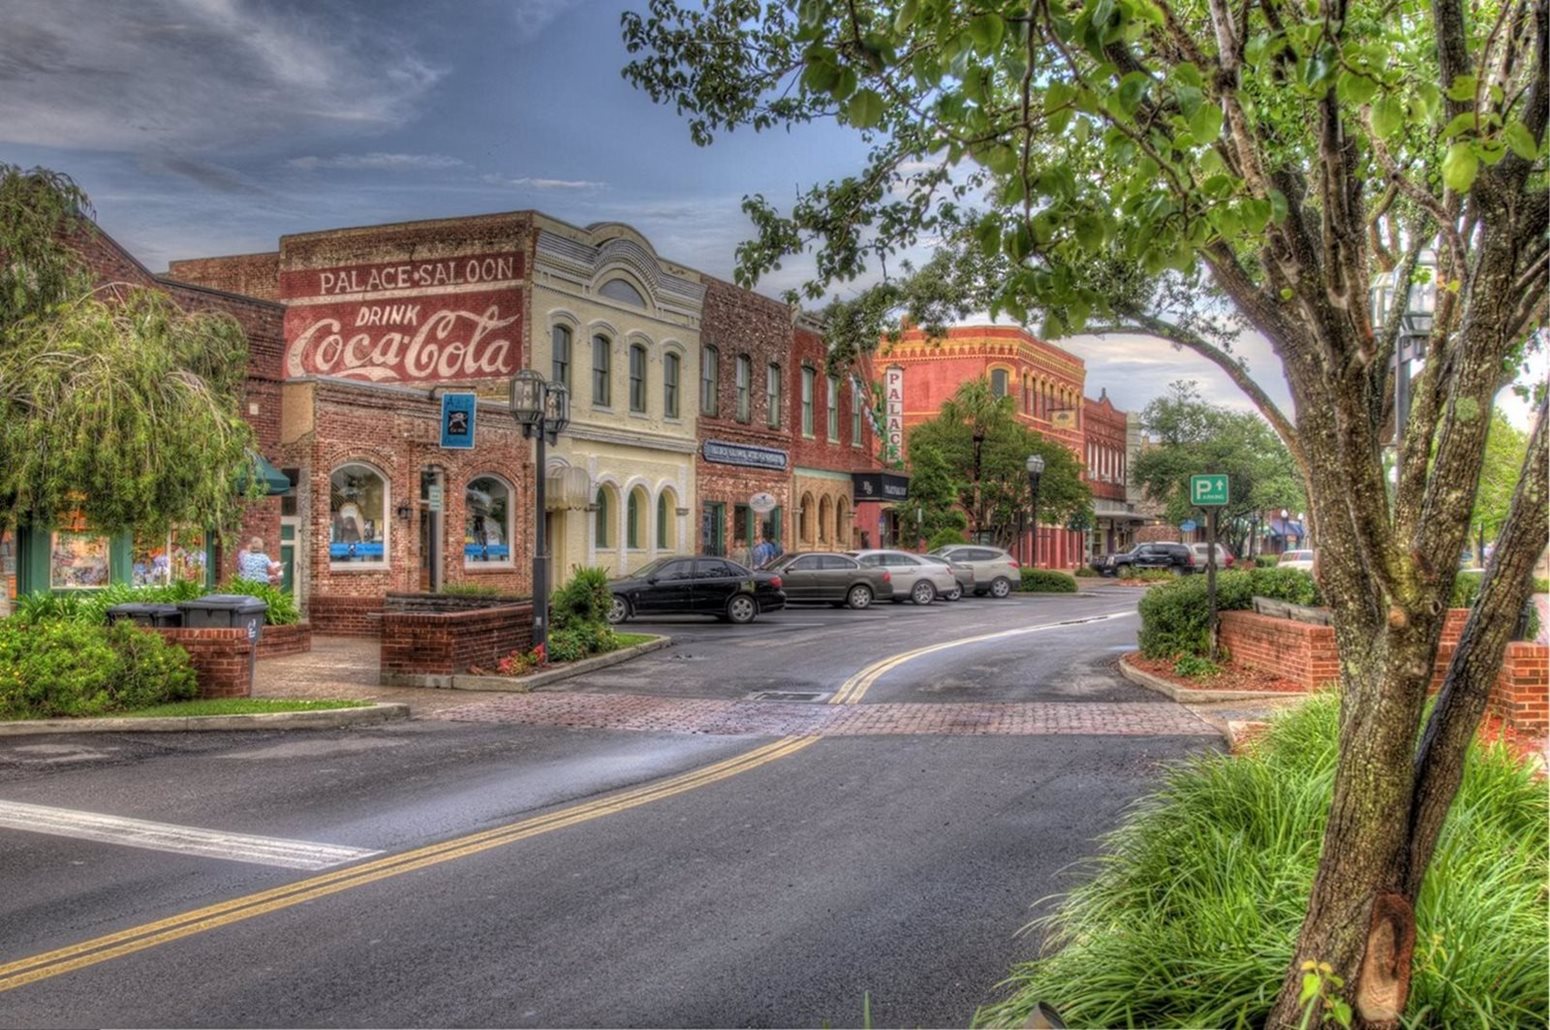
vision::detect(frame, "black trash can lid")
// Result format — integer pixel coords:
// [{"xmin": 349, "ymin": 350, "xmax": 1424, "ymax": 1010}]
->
[
  {"xmin": 108, "ymin": 602, "xmax": 185, "ymax": 614},
  {"xmin": 178, "ymin": 594, "xmax": 269, "ymax": 612}
]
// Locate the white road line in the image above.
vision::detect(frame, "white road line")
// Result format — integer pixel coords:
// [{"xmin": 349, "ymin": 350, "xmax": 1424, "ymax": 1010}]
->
[{"xmin": 0, "ymin": 801, "xmax": 378, "ymax": 870}]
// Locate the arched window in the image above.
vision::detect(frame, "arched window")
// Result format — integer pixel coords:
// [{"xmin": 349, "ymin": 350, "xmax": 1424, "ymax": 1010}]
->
[
  {"xmin": 592, "ymin": 334, "xmax": 612, "ymax": 407},
  {"xmin": 594, "ymin": 487, "xmax": 611, "ymax": 548},
  {"xmin": 627, "ymin": 487, "xmax": 647, "ymax": 549},
  {"xmin": 818, "ymin": 495, "xmax": 833, "ymax": 544},
  {"xmin": 664, "ymin": 352, "xmax": 681, "ymax": 418},
  {"xmin": 701, "ymin": 346, "xmax": 720, "ymax": 415},
  {"xmin": 329, "ymin": 463, "xmax": 388, "ymax": 565},
  {"xmin": 656, "ymin": 492, "xmax": 673, "ymax": 550},
  {"xmin": 551, "ymin": 325, "xmax": 572, "ymax": 389},
  {"xmin": 464, "ymin": 476, "xmax": 513, "ymax": 564},
  {"xmin": 799, "ymin": 493, "xmax": 815, "ymax": 545},
  {"xmin": 735, "ymin": 354, "xmax": 752, "ymax": 421},
  {"xmin": 599, "ymin": 277, "xmax": 647, "ymax": 307},
  {"xmin": 990, "ymin": 368, "xmax": 1009, "ymax": 398},
  {"xmin": 629, "ymin": 343, "xmax": 647, "ymax": 413},
  {"xmin": 836, "ymin": 499, "xmax": 851, "ymax": 547}
]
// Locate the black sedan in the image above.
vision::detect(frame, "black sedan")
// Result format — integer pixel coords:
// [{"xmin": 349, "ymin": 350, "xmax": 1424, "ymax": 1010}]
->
[
  {"xmin": 760, "ymin": 551, "xmax": 892, "ymax": 609},
  {"xmin": 605, "ymin": 555, "xmax": 786, "ymax": 625}
]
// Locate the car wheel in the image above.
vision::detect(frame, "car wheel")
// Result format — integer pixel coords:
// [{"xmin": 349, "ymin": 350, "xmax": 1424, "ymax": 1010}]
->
[
  {"xmin": 910, "ymin": 580, "xmax": 937, "ymax": 605},
  {"xmin": 944, "ymin": 584, "xmax": 963, "ymax": 602},
  {"xmin": 726, "ymin": 594, "xmax": 759, "ymax": 624},
  {"xmin": 606, "ymin": 595, "xmax": 630, "ymax": 624},
  {"xmin": 846, "ymin": 584, "xmax": 873, "ymax": 610},
  {"xmin": 989, "ymin": 576, "xmax": 1013, "ymax": 598}
]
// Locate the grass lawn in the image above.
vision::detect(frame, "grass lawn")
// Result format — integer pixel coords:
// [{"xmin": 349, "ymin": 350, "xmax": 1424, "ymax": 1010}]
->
[
  {"xmin": 612, "ymin": 632, "xmax": 658, "ymax": 648},
  {"xmin": 104, "ymin": 698, "xmax": 373, "ymax": 718}
]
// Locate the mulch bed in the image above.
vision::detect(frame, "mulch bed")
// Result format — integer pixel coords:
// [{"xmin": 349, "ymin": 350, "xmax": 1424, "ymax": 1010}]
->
[
  {"xmin": 1125, "ymin": 653, "xmax": 1309, "ymax": 694},
  {"xmin": 1477, "ymin": 712, "xmax": 1549, "ymax": 767}
]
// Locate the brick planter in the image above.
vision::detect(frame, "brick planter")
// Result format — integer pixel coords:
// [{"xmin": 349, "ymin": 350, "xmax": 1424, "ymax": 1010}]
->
[
  {"xmin": 308, "ymin": 595, "xmax": 384, "ymax": 637},
  {"xmin": 1219, "ymin": 609, "xmax": 1549, "ymax": 736},
  {"xmin": 379, "ymin": 602, "xmax": 535, "ymax": 688},
  {"xmin": 153, "ymin": 627, "xmax": 253, "ymax": 699},
  {"xmin": 255, "ymin": 621, "xmax": 312, "ymax": 660}
]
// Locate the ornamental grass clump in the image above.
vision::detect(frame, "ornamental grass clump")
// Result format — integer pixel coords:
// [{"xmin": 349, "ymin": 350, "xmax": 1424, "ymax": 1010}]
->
[{"xmin": 973, "ymin": 693, "xmax": 1548, "ymax": 1029}]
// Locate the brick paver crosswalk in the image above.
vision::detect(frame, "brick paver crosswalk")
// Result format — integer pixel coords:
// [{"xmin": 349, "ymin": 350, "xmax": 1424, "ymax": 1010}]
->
[{"xmin": 431, "ymin": 692, "xmax": 1217, "ymax": 737}]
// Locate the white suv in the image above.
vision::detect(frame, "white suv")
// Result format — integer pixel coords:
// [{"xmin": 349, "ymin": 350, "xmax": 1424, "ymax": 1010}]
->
[
  {"xmin": 1187, "ymin": 542, "xmax": 1235, "ymax": 569},
  {"xmin": 930, "ymin": 545, "xmax": 1021, "ymax": 598},
  {"xmin": 849, "ymin": 550, "xmax": 959, "ymax": 604}
]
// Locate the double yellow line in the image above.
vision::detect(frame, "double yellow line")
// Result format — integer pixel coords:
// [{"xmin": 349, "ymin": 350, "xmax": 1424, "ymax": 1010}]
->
[{"xmin": 0, "ymin": 734, "xmax": 818, "ymax": 994}]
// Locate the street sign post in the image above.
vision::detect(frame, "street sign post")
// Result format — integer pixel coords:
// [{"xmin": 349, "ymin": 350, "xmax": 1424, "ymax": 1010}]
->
[
  {"xmin": 1189, "ymin": 474, "xmax": 1230, "ymax": 659},
  {"xmin": 1190, "ymin": 474, "xmax": 1229, "ymax": 506}
]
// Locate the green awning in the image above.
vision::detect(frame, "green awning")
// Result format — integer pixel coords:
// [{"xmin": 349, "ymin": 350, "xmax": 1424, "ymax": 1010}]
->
[{"xmin": 247, "ymin": 452, "xmax": 292, "ymax": 496}]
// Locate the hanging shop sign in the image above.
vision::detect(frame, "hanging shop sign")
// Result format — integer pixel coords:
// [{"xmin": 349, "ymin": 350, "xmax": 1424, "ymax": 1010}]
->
[
  {"xmin": 749, "ymin": 491, "xmax": 778, "ymax": 514},
  {"xmin": 440, "ymin": 392, "xmax": 477, "ymax": 449},
  {"xmin": 852, "ymin": 472, "xmax": 910, "ymax": 502},
  {"xmin": 702, "ymin": 440, "xmax": 788, "ymax": 471},
  {"xmin": 884, "ymin": 365, "xmax": 904, "ymax": 463}
]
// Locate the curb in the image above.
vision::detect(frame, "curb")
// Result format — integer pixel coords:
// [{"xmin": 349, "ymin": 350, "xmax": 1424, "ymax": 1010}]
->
[
  {"xmin": 450, "ymin": 635, "xmax": 673, "ymax": 692},
  {"xmin": 1117, "ymin": 654, "xmax": 1304, "ymax": 705},
  {"xmin": 0, "ymin": 702, "xmax": 411, "ymax": 736}
]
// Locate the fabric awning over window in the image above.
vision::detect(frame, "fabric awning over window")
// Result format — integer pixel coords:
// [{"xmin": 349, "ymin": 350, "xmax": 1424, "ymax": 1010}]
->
[{"xmin": 246, "ymin": 452, "xmax": 292, "ymax": 496}]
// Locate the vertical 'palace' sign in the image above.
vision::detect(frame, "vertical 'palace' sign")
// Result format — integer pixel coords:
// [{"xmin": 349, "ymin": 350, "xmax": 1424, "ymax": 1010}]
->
[
  {"xmin": 884, "ymin": 365, "xmax": 904, "ymax": 464},
  {"xmin": 280, "ymin": 252, "xmax": 525, "ymax": 384}
]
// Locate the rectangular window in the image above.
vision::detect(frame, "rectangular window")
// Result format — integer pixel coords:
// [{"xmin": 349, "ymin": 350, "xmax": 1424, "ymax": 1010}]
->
[
  {"xmin": 50, "ymin": 531, "xmax": 111, "ymax": 589},
  {"xmin": 593, "ymin": 336, "xmax": 611, "ymax": 407},
  {"xmin": 552, "ymin": 325, "xmax": 571, "ymax": 389},
  {"xmin": 826, "ymin": 375, "xmax": 839, "ymax": 441},
  {"xmin": 851, "ymin": 381, "xmax": 862, "ymax": 447},
  {"xmin": 701, "ymin": 346, "xmax": 719, "ymax": 416},
  {"xmin": 133, "ymin": 527, "xmax": 208, "ymax": 587},
  {"xmin": 766, "ymin": 363, "xmax": 781, "ymax": 427},
  {"xmin": 735, "ymin": 355, "xmax": 751, "ymax": 422},
  {"xmin": 801, "ymin": 367, "xmax": 815, "ymax": 436},
  {"xmin": 629, "ymin": 345, "xmax": 647, "ymax": 413},
  {"xmin": 664, "ymin": 352, "xmax": 680, "ymax": 419}
]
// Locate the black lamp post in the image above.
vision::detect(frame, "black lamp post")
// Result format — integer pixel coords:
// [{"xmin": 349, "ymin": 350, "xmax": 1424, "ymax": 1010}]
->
[
  {"xmin": 1369, "ymin": 254, "xmax": 1436, "ymax": 447},
  {"xmin": 509, "ymin": 369, "xmax": 570, "ymax": 660},
  {"xmin": 1026, "ymin": 453, "xmax": 1045, "ymax": 569}
]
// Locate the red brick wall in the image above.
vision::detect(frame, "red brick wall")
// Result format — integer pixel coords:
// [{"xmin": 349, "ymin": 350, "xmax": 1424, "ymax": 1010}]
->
[
  {"xmin": 165, "ymin": 252, "xmax": 282, "ymax": 300},
  {"xmin": 378, "ymin": 603, "xmax": 535, "ymax": 681},
  {"xmin": 1083, "ymin": 392, "xmax": 1128, "ymax": 503},
  {"xmin": 155, "ymin": 627, "xmax": 253, "ymax": 698},
  {"xmin": 255, "ymin": 622, "xmax": 312, "ymax": 660},
  {"xmin": 1221, "ymin": 610, "xmax": 1550, "ymax": 735},
  {"xmin": 308, "ymin": 595, "xmax": 385, "ymax": 637}
]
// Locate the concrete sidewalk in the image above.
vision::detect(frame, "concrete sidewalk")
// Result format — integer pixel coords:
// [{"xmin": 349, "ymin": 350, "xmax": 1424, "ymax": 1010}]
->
[{"xmin": 253, "ymin": 636, "xmax": 480, "ymax": 717}]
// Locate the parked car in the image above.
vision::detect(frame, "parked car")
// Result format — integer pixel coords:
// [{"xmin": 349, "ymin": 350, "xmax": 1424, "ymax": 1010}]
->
[
  {"xmin": 1278, "ymin": 548, "xmax": 1316, "ymax": 571},
  {"xmin": 1091, "ymin": 541, "xmax": 1196, "ymax": 577},
  {"xmin": 605, "ymin": 555, "xmax": 786, "ymax": 625},
  {"xmin": 930, "ymin": 544, "xmax": 1021, "ymax": 598},
  {"xmin": 917, "ymin": 553, "xmax": 974, "ymax": 601},
  {"xmin": 1187, "ymin": 542, "xmax": 1235, "ymax": 570},
  {"xmin": 848, "ymin": 549, "xmax": 959, "ymax": 604},
  {"xmin": 761, "ymin": 551, "xmax": 891, "ymax": 609}
]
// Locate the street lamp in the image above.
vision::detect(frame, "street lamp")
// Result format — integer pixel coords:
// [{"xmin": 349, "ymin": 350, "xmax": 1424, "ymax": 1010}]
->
[
  {"xmin": 1026, "ymin": 453, "xmax": 1045, "ymax": 569},
  {"xmin": 1369, "ymin": 252, "xmax": 1436, "ymax": 446},
  {"xmin": 509, "ymin": 369, "xmax": 570, "ymax": 660}
]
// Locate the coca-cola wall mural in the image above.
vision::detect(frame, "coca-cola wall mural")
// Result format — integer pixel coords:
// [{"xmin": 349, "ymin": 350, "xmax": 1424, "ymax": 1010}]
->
[{"xmin": 280, "ymin": 252, "xmax": 525, "ymax": 383}]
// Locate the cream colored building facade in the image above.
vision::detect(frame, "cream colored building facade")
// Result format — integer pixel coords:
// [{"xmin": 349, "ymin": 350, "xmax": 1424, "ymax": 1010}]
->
[{"xmin": 530, "ymin": 217, "xmax": 704, "ymax": 582}]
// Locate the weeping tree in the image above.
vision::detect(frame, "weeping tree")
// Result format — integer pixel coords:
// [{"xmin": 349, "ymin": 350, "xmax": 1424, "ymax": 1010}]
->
[
  {"xmin": 621, "ymin": 1, "xmax": 1548, "ymax": 1025},
  {"xmin": 0, "ymin": 166, "xmax": 259, "ymax": 540}
]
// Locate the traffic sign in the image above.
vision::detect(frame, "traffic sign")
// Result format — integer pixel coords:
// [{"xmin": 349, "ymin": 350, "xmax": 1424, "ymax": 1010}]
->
[{"xmin": 1190, "ymin": 474, "xmax": 1229, "ymax": 506}]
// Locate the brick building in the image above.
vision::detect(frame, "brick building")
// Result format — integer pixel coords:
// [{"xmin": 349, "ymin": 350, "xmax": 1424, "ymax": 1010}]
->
[
  {"xmin": 1083, "ymin": 389, "xmax": 1145, "ymax": 555},
  {"xmin": 878, "ymin": 324, "xmax": 1091, "ymax": 568}
]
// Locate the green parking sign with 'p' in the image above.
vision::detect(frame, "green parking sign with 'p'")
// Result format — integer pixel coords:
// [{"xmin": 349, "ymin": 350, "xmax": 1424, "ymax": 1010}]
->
[{"xmin": 1190, "ymin": 474, "xmax": 1229, "ymax": 506}]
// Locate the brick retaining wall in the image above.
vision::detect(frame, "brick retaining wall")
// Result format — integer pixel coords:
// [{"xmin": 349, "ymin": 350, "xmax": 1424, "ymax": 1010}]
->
[
  {"xmin": 154, "ymin": 627, "xmax": 253, "ymax": 698},
  {"xmin": 1220, "ymin": 609, "xmax": 1549, "ymax": 736},
  {"xmin": 255, "ymin": 622, "xmax": 312, "ymax": 660},
  {"xmin": 379, "ymin": 603, "xmax": 534, "ymax": 686},
  {"xmin": 308, "ymin": 595, "xmax": 384, "ymax": 637}
]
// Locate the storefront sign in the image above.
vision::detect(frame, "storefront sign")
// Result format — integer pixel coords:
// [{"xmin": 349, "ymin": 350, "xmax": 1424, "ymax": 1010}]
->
[
  {"xmin": 282, "ymin": 252, "xmax": 524, "ymax": 385},
  {"xmin": 427, "ymin": 485, "xmax": 444, "ymax": 512},
  {"xmin": 703, "ymin": 440, "xmax": 788, "ymax": 471},
  {"xmin": 852, "ymin": 472, "xmax": 910, "ymax": 502},
  {"xmin": 1050, "ymin": 408, "xmax": 1078, "ymax": 430},
  {"xmin": 440, "ymin": 393, "xmax": 477, "ymax": 449},
  {"xmin": 884, "ymin": 365, "xmax": 904, "ymax": 463},
  {"xmin": 749, "ymin": 492, "xmax": 777, "ymax": 514}
]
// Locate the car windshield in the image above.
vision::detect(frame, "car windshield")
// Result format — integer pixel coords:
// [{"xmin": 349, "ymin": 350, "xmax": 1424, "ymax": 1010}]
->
[
  {"xmin": 626, "ymin": 557, "xmax": 678, "ymax": 579},
  {"xmin": 762, "ymin": 553, "xmax": 799, "ymax": 571}
]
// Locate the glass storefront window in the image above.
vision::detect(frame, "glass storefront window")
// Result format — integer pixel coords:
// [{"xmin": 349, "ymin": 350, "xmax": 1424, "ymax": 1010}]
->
[
  {"xmin": 0, "ymin": 528, "xmax": 15, "ymax": 611},
  {"xmin": 330, "ymin": 464, "xmax": 388, "ymax": 564},
  {"xmin": 465, "ymin": 476, "xmax": 512, "ymax": 564},
  {"xmin": 50, "ymin": 531, "xmax": 111, "ymax": 589},
  {"xmin": 132, "ymin": 527, "xmax": 208, "ymax": 587}
]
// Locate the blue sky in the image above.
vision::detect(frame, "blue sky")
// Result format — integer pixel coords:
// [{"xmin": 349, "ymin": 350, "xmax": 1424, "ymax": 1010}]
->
[{"xmin": 1, "ymin": 0, "xmax": 1539, "ymax": 429}]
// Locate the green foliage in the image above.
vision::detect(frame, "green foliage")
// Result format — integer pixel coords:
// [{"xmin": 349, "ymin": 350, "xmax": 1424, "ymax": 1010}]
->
[
  {"xmin": 973, "ymin": 694, "xmax": 1548, "ymax": 1028},
  {"xmin": 112, "ymin": 698, "xmax": 369, "ymax": 717},
  {"xmin": 214, "ymin": 581, "xmax": 300, "ymax": 626},
  {"xmin": 0, "ymin": 620, "xmax": 195, "ymax": 719},
  {"xmin": 1255, "ymin": 554, "xmax": 1281, "ymax": 569},
  {"xmin": 1139, "ymin": 567, "xmax": 1321, "ymax": 658},
  {"xmin": 1019, "ymin": 569, "xmax": 1077, "ymax": 593},
  {"xmin": 926, "ymin": 527, "xmax": 967, "ymax": 550},
  {"xmin": 1471, "ymin": 412, "xmax": 1531, "ymax": 547},
  {"xmin": 0, "ymin": 165, "xmax": 259, "ymax": 537},
  {"xmin": 547, "ymin": 622, "xmax": 620, "ymax": 665},
  {"xmin": 1072, "ymin": 566, "xmax": 1097, "ymax": 578},
  {"xmin": 436, "ymin": 582, "xmax": 505, "ymax": 598},
  {"xmin": 1173, "ymin": 654, "xmax": 1222, "ymax": 680},
  {"xmin": 550, "ymin": 567, "xmax": 613, "ymax": 631},
  {"xmin": 11, "ymin": 581, "xmax": 297, "ymax": 627}
]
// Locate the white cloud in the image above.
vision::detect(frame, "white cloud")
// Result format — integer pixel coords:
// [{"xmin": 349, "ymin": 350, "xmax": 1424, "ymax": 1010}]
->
[
  {"xmin": 505, "ymin": 0, "xmax": 573, "ymax": 40},
  {"xmin": 290, "ymin": 152, "xmax": 465, "ymax": 172},
  {"xmin": 0, "ymin": 0, "xmax": 442, "ymax": 151},
  {"xmin": 481, "ymin": 174, "xmax": 608, "ymax": 191}
]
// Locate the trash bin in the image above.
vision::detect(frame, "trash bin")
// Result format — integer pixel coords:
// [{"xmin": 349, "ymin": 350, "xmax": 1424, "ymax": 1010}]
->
[
  {"xmin": 177, "ymin": 594, "xmax": 268, "ymax": 646},
  {"xmin": 106, "ymin": 602, "xmax": 185, "ymax": 628}
]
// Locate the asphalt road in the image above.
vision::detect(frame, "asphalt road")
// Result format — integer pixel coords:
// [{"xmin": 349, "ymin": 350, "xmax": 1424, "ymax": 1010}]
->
[{"xmin": 0, "ymin": 586, "xmax": 1217, "ymax": 1027}]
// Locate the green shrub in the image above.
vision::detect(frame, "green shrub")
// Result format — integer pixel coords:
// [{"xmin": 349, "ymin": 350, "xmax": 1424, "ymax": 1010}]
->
[
  {"xmin": 1452, "ymin": 571, "xmax": 1483, "ymax": 609},
  {"xmin": 104, "ymin": 621, "xmax": 197, "ymax": 709},
  {"xmin": 1172, "ymin": 654, "xmax": 1221, "ymax": 680},
  {"xmin": 1534, "ymin": 577, "xmax": 1549, "ymax": 594},
  {"xmin": 1134, "ymin": 568, "xmax": 1176, "ymax": 582},
  {"xmin": 1072, "ymin": 566, "xmax": 1097, "ymax": 578},
  {"xmin": 550, "ymin": 567, "xmax": 612, "ymax": 631},
  {"xmin": 0, "ymin": 620, "xmax": 119, "ymax": 718},
  {"xmin": 1020, "ymin": 569, "xmax": 1077, "ymax": 593},
  {"xmin": 1254, "ymin": 554, "xmax": 1280, "ymax": 568},
  {"xmin": 1138, "ymin": 568, "xmax": 1321, "ymax": 658},
  {"xmin": 973, "ymin": 694, "xmax": 1548, "ymax": 1029},
  {"xmin": 437, "ymin": 582, "xmax": 505, "ymax": 598},
  {"xmin": 215, "ymin": 581, "xmax": 300, "ymax": 625},
  {"xmin": 927, "ymin": 528, "xmax": 968, "ymax": 550}
]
